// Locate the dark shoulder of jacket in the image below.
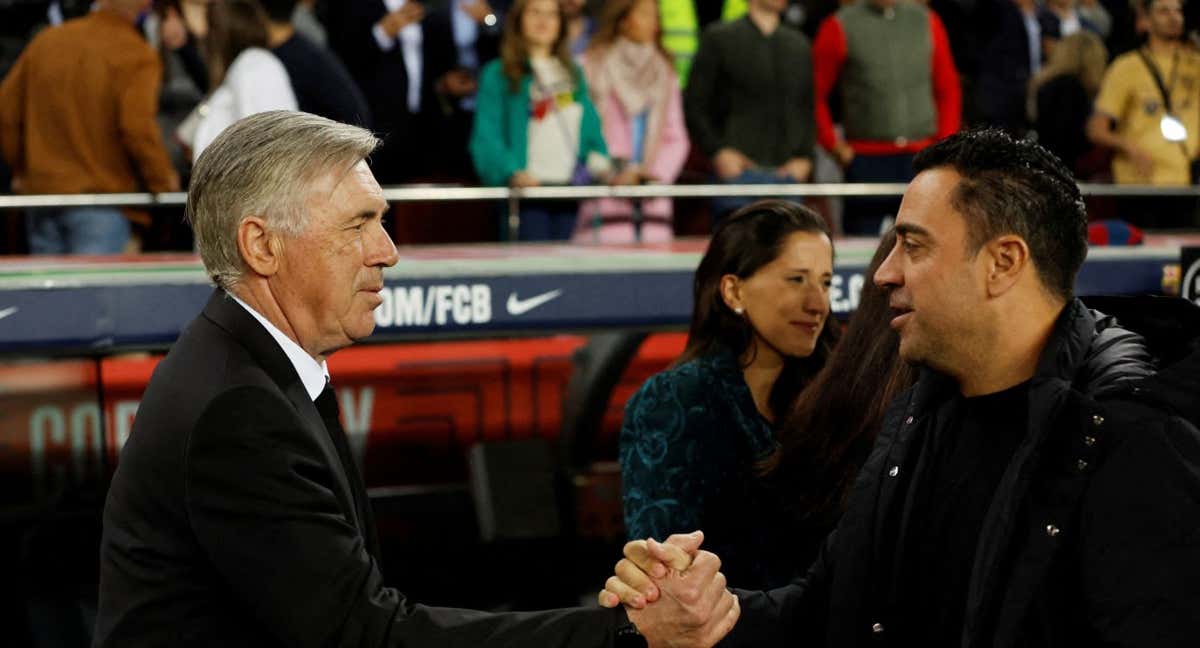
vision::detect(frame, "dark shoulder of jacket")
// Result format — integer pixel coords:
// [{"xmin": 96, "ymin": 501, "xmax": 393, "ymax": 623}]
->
[
  {"xmin": 1079, "ymin": 296, "xmax": 1200, "ymax": 426},
  {"xmin": 699, "ymin": 15, "xmax": 745, "ymax": 43},
  {"xmin": 1073, "ymin": 310, "xmax": 1156, "ymax": 399}
]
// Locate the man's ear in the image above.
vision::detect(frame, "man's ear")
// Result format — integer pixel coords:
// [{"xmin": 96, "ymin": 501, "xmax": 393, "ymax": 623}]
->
[
  {"xmin": 983, "ymin": 235, "xmax": 1030, "ymax": 299},
  {"xmin": 236, "ymin": 216, "xmax": 283, "ymax": 278}
]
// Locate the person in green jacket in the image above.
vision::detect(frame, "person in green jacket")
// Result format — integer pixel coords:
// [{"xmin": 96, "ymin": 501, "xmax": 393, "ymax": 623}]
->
[{"xmin": 469, "ymin": 0, "xmax": 611, "ymax": 241}]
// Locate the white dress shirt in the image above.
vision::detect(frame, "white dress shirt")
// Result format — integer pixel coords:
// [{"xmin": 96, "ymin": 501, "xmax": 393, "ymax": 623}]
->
[
  {"xmin": 372, "ymin": 0, "xmax": 424, "ymax": 113},
  {"xmin": 229, "ymin": 294, "xmax": 329, "ymax": 401}
]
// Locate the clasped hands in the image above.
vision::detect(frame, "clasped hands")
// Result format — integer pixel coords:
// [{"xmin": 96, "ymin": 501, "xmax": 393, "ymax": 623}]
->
[{"xmin": 598, "ymin": 531, "xmax": 740, "ymax": 648}]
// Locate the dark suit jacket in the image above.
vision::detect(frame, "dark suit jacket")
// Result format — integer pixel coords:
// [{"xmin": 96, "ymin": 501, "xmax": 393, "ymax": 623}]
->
[
  {"xmin": 95, "ymin": 289, "xmax": 624, "ymax": 647},
  {"xmin": 325, "ymin": 0, "xmax": 442, "ymax": 183},
  {"xmin": 419, "ymin": 6, "xmax": 502, "ymax": 180}
]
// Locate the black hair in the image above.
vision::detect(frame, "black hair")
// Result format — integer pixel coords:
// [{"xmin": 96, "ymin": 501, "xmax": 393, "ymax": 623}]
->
[
  {"xmin": 763, "ymin": 229, "xmax": 916, "ymax": 524},
  {"xmin": 679, "ymin": 199, "xmax": 838, "ymax": 418},
  {"xmin": 912, "ymin": 128, "xmax": 1087, "ymax": 301},
  {"xmin": 258, "ymin": 0, "xmax": 298, "ymax": 23}
]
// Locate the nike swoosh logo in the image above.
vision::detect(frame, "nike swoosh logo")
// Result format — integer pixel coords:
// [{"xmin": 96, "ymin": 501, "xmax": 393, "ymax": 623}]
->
[
  {"xmin": 0, "ymin": 306, "xmax": 17, "ymax": 322},
  {"xmin": 506, "ymin": 290, "xmax": 562, "ymax": 316}
]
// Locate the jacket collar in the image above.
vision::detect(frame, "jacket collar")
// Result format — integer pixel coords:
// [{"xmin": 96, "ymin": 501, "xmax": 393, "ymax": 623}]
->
[{"xmin": 200, "ymin": 288, "xmax": 312, "ymax": 405}]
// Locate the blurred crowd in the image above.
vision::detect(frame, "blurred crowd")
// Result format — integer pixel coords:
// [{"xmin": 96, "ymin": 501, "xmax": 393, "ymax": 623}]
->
[{"xmin": 1, "ymin": 0, "xmax": 1199, "ymax": 253}]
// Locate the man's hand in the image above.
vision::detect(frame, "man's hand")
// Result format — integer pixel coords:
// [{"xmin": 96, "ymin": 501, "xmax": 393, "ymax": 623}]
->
[
  {"xmin": 600, "ymin": 533, "xmax": 702, "ymax": 609},
  {"xmin": 833, "ymin": 142, "xmax": 855, "ymax": 168},
  {"xmin": 460, "ymin": 0, "xmax": 495, "ymax": 24},
  {"xmin": 1124, "ymin": 143, "xmax": 1155, "ymax": 179},
  {"xmin": 510, "ymin": 170, "xmax": 539, "ymax": 188},
  {"xmin": 610, "ymin": 166, "xmax": 643, "ymax": 186},
  {"xmin": 598, "ymin": 532, "xmax": 739, "ymax": 648},
  {"xmin": 378, "ymin": 2, "xmax": 425, "ymax": 38},
  {"xmin": 777, "ymin": 157, "xmax": 812, "ymax": 182},
  {"xmin": 437, "ymin": 69, "xmax": 478, "ymax": 97},
  {"xmin": 713, "ymin": 148, "xmax": 753, "ymax": 180}
]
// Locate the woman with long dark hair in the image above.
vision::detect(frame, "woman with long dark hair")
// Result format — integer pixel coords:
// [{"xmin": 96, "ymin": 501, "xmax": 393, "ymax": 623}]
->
[
  {"xmin": 760, "ymin": 229, "xmax": 917, "ymax": 565},
  {"xmin": 468, "ymin": 0, "xmax": 610, "ymax": 240},
  {"xmin": 619, "ymin": 199, "xmax": 836, "ymax": 589},
  {"xmin": 601, "ymin": 229, "xmax": 919, "ymax": 606}
]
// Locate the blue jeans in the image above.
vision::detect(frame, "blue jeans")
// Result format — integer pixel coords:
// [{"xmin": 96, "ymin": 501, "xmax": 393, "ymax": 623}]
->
[
  {"xmin": 25, "ymin": 207, "xmax": 131, "ymax": 254},
  {"xmin": 843, "ymin": 153, "xmax": 915, "ymax": 236},
  {"xmin": 711, "ymin": 169, "xmax": 793, "ymax": 225},
  {"xmin": 518, "ymin": 200, "xmax": 578, "ymax": 241}
]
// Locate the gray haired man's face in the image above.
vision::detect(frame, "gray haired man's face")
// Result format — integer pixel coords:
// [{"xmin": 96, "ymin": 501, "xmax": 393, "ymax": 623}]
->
[{"xmin": 271, "ymin": 161, "xmax": 398, "ymax": 357}]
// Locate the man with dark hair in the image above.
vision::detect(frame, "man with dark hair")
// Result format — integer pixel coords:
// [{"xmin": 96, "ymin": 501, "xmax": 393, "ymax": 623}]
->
[
  {"xmin": 685, "ymin": 0, "xmax": 816, "ymax": 219},
  {"xmin": 599, "ymin": 128, "xmax": 1200, "ymax": 647},
  {"xmin": 1087, "ymin": 0, "xmax": 1200, "ymax": 227},
  {"xmin": 261, "ymin": 0, "xmax": 373, "ymax": 128}
]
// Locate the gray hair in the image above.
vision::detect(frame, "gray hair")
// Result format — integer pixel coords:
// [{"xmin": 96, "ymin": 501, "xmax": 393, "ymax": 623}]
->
[{"xmin": 186, "ymin": 111, "xmax": 381, "ymax": 290}]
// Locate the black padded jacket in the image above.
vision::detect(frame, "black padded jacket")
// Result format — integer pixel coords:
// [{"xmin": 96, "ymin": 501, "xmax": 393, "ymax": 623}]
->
[{"xmin": 724, "ymin": 298, "xmax": 1200, "ymax": 648}]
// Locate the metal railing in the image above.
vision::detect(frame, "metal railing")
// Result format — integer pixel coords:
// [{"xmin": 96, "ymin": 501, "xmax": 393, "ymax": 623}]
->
[{"xmin": 3, "ymin": 183, "xmax": 1199, "ymax": 241}]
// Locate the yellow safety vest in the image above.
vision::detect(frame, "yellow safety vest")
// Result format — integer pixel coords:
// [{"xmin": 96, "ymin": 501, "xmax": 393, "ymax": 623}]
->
[
  {"xmin": 722, "ymin": 0, "xmax": 748, "ymax": 21},
  {"xmin": 659, "ymin": 0, "xmax": 751, "ymax": 86},
  {"xmin": 660, "ymin": 0, "xmax": 700, "ymax": 86}
]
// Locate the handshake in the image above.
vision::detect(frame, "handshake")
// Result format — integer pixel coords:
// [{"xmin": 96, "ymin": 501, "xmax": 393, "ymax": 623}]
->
[{"xmin": 597, "ymin": 531, "xmax": 740, "ymax": 648}]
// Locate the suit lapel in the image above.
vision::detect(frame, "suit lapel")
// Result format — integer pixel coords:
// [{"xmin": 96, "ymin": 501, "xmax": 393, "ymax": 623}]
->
[{"xmin": 200, "ymin": 289, "xmax": 368, "ymax": 537}]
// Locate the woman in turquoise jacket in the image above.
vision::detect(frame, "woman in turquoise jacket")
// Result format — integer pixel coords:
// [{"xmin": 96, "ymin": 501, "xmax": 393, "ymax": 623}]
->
[{"xmin": 469, "ymin": 0, "xmax": 610, "ymax": 241}]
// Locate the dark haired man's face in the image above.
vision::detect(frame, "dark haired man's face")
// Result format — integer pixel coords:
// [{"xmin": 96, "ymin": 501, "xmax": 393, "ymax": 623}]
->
[
  {"xmin": 874, "ymin": 168, "xmax": 989, "ymax": 375},
  {"xmin": 1147, "ymin": 0, "xmax": 1184, "ymax": 39},
  {"xmin": 750, "ymin": 0, "xmax": 789, "ymax": 14}
]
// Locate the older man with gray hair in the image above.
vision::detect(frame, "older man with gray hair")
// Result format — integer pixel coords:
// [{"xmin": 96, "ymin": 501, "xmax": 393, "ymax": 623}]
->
[{"xmin": 94, "ymin": 111, "xmax": 703, "ymax": 647}]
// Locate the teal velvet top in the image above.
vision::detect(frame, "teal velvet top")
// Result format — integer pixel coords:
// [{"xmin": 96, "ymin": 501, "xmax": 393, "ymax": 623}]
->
[
  {"xmin": 468, "ymin": 59, "xmax": 608, "ymax": 187},
  {"xmin": 619, "ymin": 350, "xmax": 816, "ymax": 590}
]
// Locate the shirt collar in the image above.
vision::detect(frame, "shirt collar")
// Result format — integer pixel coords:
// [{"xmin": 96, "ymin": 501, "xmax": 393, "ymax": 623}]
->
[{"xmin": 229, "ymin": 293, "xmax": 329, "ymax": 401}]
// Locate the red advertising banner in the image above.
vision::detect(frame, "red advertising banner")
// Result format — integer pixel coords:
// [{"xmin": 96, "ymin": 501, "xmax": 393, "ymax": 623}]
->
[{"xmin": 0, "ymin": 334, "xmax": 686, "ymax": 509}]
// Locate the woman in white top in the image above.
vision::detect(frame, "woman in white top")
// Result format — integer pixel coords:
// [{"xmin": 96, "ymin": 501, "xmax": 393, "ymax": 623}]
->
[{"xmin": 192, "ymin": 0, "xmax": 297, "ymax": 158}]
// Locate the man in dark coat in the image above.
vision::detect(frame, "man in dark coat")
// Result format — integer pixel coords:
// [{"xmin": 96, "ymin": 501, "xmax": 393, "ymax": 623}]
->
[
  {"xmin": 598, "ymin": 129, "xmax": 1200, "ymax": 647},
  {"xmin": 94, "ymin": 111, "xmax": 738, "ymax": 647}
]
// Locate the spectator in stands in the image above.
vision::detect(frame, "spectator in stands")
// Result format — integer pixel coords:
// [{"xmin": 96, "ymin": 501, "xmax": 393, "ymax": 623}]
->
[
  {"xmin": 423, "ymin": 0, "xmax": 507, "ymax": 180},
  {"xmin": 1088, "ymin": 0, "xmax": 1200, "ymax": 227},
  {"xmin": 324, "ymin": 0, "xmax": 432, "ymax": 183},
  {"xmin": 261, "ymin": 0, "xmax": 372, "ymax": 128},
  {"xmin": 563, "ymin": 0, "xmax": 595, "ymax": 57},
  {"xmin": 760, "ymin": 227, "xmax": 916, "ymax": 582},
  {"xmin": 1077, "ymin": 0, "xmax": 1113, "ymax": 37},
  {"xmin": 975, "ymin": 0, "xmax": 1040, "ymax": 134},
  {"xmin": 1039, "ymin": 0, "xmax": 1108, "ymax": 37},
  {"xmin": 0, "ymin": 0, "xmax": 179, "ymax": 255},
  {"xmin": 620, "ymin": 200, "xmax": 837, "ymax": 590},
  {"xmin": 1028, "ymin": 31, "xmax": 1108, "ymax": 174},
  {"xmin": 155, "ymin": 0, "xmax": 210, "ymax": 96},
  {"xmin": 813, "ymin": 0, "xmax": 960, "ymax": 235},
  {"xmin": 191, "ymin": 0, "xmax": 297, "ymax": 158},
  {"xmin": 576, "ymin": 0, "xmax": 690, "ymax": 244},
  {"xmin": 469, "ymin": 0, "xmax": 610, "ymax": 241},
  {"xmin": 292, "ymin": 0, "xmax": 328, "ymax": 45},
  {"xmin": 685, "ymin": 0, "xmax": 815, "ymax": 220}
]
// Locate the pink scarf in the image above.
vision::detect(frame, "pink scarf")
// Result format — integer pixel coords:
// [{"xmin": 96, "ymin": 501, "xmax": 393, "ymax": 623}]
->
[{"xmin": 586, "ymin": 37, "xmax": 674, "ymax": 168}]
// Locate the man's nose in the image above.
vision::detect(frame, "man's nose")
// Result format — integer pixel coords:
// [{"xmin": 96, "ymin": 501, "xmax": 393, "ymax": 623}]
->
[
  {"xmin": 367, "ymin": 222, "xmax": 400, "ymax": 268},
  {"xmin": 874, "ymin": 245, "xmax": 903, "ymax": 289}
]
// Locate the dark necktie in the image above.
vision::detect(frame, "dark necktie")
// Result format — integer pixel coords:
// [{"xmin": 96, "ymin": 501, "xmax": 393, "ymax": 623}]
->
[{"xmin": 315, "ymin": 383, "xmax": 381, "ymax": 561}]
